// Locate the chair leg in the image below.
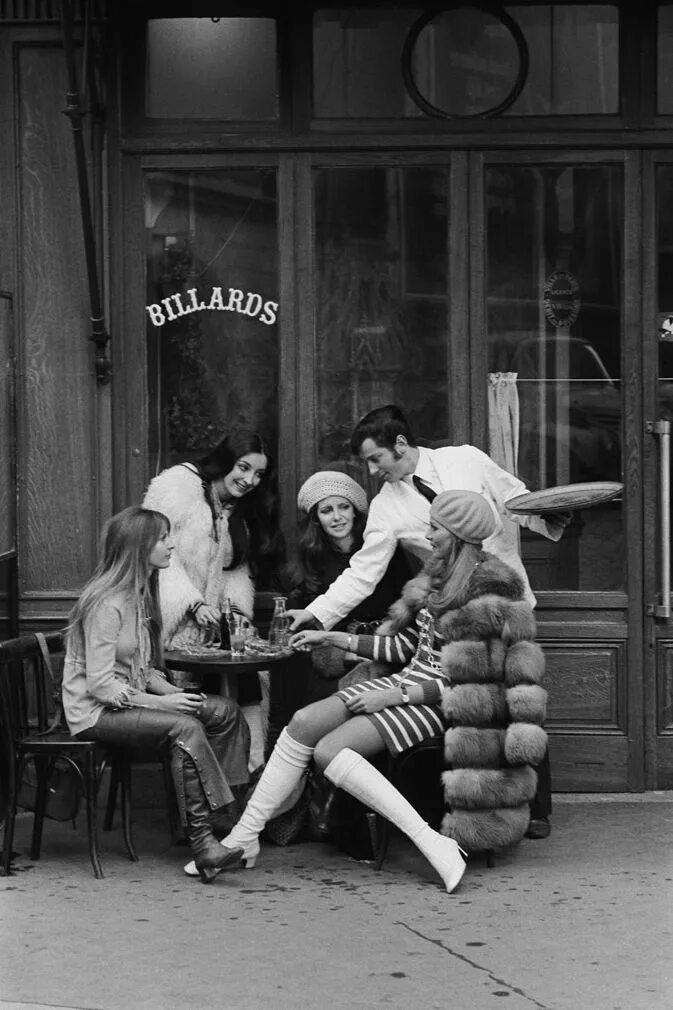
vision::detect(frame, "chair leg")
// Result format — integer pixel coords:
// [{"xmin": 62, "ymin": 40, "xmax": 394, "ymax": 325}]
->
[
  {"xmin": 372, "ymin": 814, "xmax": 390, "ymax": 871},
  {"xmin": 118, "ymin": 757, "xmax": 138, "ymax": 863},
  {"xmin": 104, "ymin": 758, "xmax": 119, "ymax": 832},
  {"xmin": 30, "ymin": 756, "xmax": 49, "ymax": 861},
  {"xmin": 83, "ymin": 750, "xmax": 104, "ymax": 879},
  {"xmin": 1, "ymin": 753, "xmax": 21, "ymax": 875}
]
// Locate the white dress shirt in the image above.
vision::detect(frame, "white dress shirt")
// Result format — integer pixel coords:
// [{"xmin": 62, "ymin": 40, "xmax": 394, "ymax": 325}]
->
[{"xmin": 306, "ymin": 444, "xmax": 562, "ymax": 628}]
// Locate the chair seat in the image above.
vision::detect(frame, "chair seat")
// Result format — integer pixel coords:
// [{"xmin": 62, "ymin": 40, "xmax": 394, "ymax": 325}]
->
[{"xmin": 18, "ymin": 733, "xmax": 97, "ymax": 751}]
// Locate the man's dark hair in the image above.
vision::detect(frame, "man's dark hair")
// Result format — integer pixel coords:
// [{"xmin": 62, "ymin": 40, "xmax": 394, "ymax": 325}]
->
[{"xmin": 350, "ymin": 404, "xmax": 418, "ymax": 455}]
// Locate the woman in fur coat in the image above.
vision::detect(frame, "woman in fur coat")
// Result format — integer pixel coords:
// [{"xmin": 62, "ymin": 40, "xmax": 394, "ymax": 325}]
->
[
  {"xmin": 184, "ymin": 488, "xmax": 546, "ymax": 891},
  {"xmin": 142, "ymin": 431, "xmax": 284, "ymax": 771}
]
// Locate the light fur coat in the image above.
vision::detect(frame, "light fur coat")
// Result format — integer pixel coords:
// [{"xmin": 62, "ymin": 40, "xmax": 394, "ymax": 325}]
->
[
  {"xmin": 143, "ymin": 463, "xmax": 255, "ymax": 649},
  {"xmin": 385, "ymin": 554, "xmax": 547, "ymax": 853},
  {"xmin": 143, "ymin": 463, "xmax": 267, "ymax": 769}
]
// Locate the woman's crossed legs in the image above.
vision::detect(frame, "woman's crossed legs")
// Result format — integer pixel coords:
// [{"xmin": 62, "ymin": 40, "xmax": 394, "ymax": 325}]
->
[{"xmin": 287, "ymin": 695, "xmax": 384, "ymax": 769}]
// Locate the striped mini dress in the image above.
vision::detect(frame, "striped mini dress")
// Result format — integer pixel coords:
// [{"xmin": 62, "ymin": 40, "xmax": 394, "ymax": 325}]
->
[{"xmin": 336, "ymin": 608, "xmax": 448, "ymax": 755}]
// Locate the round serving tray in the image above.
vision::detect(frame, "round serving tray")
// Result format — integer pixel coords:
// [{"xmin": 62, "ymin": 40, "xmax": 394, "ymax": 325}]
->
[{"xmin": 505, "ymin": 481, "xmax": 623, "ymax": 515}]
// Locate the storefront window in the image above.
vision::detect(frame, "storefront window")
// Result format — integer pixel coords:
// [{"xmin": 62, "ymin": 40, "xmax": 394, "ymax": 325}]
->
[
  {"xmin": 486, "ymin": 163, "xmax": 624, "ymax": 591},
  {"xmin": 658, "ymin": 6, "xmax": 673, "ymax": 114},
  {"xmin": 313, "ymin": 6, "xmax": 618, "ymax": 118},
  {"xmin": 0, "ymin": 293, "xmax": 14, "ymax": 558},
  {"xmin": 145, "ymin": 170, "xmax": 279, "ymax": 471},
  {"xmin": 146, "ymin": 19, "xmax": 278, "ymax": 120},
  {"xmin": 313, "ymin": 166, "xmax": 451, "ymax": 468}
]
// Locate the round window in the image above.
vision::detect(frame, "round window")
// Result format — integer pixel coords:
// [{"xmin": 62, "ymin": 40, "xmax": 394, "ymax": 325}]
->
[{"xmin": 402, "ymin": 4, "xmax": 529, "ymax": 119}]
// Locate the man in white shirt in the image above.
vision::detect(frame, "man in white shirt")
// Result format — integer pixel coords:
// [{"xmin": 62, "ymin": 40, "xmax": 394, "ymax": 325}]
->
[
  {"xmin": 290, "ymin": 405, "xmax": 566, "ymax": 630},
  {"xmin": 288, "ymin": 404, "xmax": 568, "ymax": 839}
]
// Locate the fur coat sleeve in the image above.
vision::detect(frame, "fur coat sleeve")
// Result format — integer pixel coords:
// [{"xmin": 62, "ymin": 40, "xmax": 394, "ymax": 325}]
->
[{"xmin": 142, "ymin": 465, "xmax": 255, "ymax": 647}]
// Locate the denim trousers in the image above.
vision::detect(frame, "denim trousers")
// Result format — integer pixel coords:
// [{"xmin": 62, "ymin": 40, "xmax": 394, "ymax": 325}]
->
[{"xmin": 79, "ymin": 696, "xmax": 250, "ymax": 825}]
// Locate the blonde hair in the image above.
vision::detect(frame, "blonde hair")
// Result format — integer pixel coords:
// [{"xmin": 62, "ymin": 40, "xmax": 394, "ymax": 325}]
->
[
  {"xmin": 65, "ymin": 506, "xmax": 169, "ymax": 670},
  {"xmin": 424, "ymin": 536, "xmax": 484, "ymax": 616}
]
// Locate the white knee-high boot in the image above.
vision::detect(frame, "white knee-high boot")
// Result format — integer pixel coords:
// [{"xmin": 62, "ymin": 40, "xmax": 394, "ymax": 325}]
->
[
  {"xmin": 183, "ymin": 727, "xmax": 313, "ymax": 876},
  {"xmin": 324, "ymin": 747, "xmax": 466, "ymax": 894}
]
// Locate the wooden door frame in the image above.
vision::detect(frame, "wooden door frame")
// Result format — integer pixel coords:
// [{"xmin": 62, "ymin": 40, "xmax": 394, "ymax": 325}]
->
[{"xmin": 642, "ymin": 150, "xmax": 673, "ymax": 788}]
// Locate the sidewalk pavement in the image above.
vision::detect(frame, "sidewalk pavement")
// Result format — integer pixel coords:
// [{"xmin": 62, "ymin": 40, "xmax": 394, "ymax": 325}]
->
[{"xmin": 1, "ymin": 795, "xmax": 671, "ymax": 1010}]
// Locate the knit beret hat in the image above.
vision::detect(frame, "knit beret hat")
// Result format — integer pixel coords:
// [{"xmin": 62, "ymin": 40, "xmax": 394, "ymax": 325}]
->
[
  {"xmin": 297, "ymin": 471, "xmax": 369, "ymax": 515},
  {"xmin": 430, "ymin": 490, "xmax": 497, "ymax": 544}
]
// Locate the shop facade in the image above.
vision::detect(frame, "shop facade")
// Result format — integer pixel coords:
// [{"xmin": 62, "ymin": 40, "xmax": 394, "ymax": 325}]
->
[{"xmin": 2, "ymin": 1, "xmax": 673, "ymax": 791}]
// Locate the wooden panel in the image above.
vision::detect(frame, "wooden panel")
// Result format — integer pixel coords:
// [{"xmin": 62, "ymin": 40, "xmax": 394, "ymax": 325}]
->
[
  {"xmin": 543, "ymin": 639, "xmax": 626, "ymax": 729},
  {"xmin": 17, "ymin": 43, "xmax": 97, "ymax": 595},
  {"xmin": 656, "ymin": 641, "xmax": 673, "ymax": 734},
  {"xmin": 550, "ymin": 735, "xmax": 629, "ymax": 792}
]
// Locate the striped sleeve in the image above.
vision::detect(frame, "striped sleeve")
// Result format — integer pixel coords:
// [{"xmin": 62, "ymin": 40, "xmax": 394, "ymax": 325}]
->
[{"xmin": 352, "ymin": 623, "xmax": 419, "ymax": 664}]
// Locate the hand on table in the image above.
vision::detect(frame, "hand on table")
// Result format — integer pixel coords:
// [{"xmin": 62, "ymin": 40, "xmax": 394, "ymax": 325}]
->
[{"xmin": 289, "ymin": 629, "xmax": 329, "ymax": 651}]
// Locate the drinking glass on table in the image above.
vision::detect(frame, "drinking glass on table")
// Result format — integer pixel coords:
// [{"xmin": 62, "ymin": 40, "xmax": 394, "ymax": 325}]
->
[{"xmin": 230, "ymin": 614, "xmax": 249, "ymax": 657}]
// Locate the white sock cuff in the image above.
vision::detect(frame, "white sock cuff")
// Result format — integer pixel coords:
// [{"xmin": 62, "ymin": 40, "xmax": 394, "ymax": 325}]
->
[
  {"xmin": 324, "ymin": 747, "xmax": 363, "ymax": 788},
  {"xmin": 277, "ymin": 727, "xmax": 314, "ymax": 765}
]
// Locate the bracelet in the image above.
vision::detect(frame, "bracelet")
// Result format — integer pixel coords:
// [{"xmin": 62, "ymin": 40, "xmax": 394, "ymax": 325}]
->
[
  {"xmin": 191, "ymin": 601, "xmax": 205, "ymax": 616},
  {"xmin": 347, "ymin": 634, "xmax": 355, "ymax": 652}
]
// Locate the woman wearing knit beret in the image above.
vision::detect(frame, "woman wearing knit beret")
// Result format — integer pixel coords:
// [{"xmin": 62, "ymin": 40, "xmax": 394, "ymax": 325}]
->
[
  {"xmin": 201, "ymin": 489, "xmax": 547, "ymax": 892},
  {"xmin": 277, "ymin": 471, "xmax": 411, "ymax": 707}
]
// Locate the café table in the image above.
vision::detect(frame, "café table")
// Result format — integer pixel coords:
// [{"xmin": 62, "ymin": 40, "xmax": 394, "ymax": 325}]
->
[{"xmin": 164, "ymin": 646, "xmax": 293, "ymax": 694}]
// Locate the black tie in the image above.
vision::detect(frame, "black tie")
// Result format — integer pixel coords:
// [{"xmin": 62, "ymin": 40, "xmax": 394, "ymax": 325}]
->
[{"xmin": 412, "ymin": 476, "xmax": 437, "ymax": 503}]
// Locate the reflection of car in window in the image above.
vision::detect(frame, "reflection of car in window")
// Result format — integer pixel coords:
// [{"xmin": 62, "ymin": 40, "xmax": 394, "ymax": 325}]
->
[{"xmin": 490, "ymin": 334, "xmax": 621, "ymax": 486}]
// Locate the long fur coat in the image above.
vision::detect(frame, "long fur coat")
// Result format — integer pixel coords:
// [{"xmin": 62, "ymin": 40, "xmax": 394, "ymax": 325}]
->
[
  {"xmin": 143, "ymin": 464, "xmax": 255, "ymax": 649},
  {"xmin": 385, "ymin": 554, "xmax": 547, "ymax": 853}
]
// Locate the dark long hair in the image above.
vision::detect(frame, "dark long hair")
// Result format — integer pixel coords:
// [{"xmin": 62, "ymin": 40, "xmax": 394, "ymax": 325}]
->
[
  {"xmin": 65, "ymin": 506, "xmax": 168, "ymax": 667},
  {"xmin": 195, "ymin": 431, "xmax": 283, "ymax": 581},
  {"xmin": 286, "ymin": 504, "xmax": 367, "ymax": 601}
]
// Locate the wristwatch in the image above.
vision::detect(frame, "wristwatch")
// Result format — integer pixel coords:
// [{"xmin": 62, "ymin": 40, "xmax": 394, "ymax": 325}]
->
[{"xmin": 399, "ymin": 685, "xmax": 411, "ymax": 705}]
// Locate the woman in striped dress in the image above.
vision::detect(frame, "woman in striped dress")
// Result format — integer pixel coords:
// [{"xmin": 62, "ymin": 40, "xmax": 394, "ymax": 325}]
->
[{"xmin": 208, "ymin": 489, "xmax": 502, "ymax": 893}]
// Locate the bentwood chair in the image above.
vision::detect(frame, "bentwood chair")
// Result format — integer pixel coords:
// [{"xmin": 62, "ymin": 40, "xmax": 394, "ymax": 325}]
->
[
  {"xmin": 0, "ymin": 632, "xmax": 108, "ymax": 878},
  {"xmin": 0, "ymin": 632, "xmax": 182, "ymax": 878}
]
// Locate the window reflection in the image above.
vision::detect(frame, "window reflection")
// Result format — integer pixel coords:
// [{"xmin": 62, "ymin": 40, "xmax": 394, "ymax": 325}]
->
[
  {"xmin": 313, "ymin": 6, "xmax": 618, "ymax": 119},
  {"xmin": 658, "ymin": 6, "xmax": 673, "ymax": 114},
  {"xmin": 145, "ymin": 170, "xmax": 279, "ymax": 471},
  {"xmin": 486, "ymin": 164, "xmax": 624, "ymax": 590},
  {"xmin": 313, "ymin": 166, "xmax": 451, "ymax": 471},
  {"xmin": 146, "ymin": 18, "xmax": 278, "ymax": 120}
]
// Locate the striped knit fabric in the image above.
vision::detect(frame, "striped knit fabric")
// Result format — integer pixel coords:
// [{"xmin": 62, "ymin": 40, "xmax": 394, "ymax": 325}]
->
[{"xmin": 336, "ymin": 608, "xmax": 447, "ymax": 753}]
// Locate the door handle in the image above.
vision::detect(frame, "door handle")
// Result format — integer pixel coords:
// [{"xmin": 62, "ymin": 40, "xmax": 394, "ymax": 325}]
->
[{"xmin": 647, "ymin": 419, "xmax": 671, "ymax": 618}]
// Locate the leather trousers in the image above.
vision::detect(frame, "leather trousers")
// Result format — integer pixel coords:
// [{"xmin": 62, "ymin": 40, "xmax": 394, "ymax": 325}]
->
[{"xmin": 79, "ymin": 695, "xmax": 250, "ymax": 826}]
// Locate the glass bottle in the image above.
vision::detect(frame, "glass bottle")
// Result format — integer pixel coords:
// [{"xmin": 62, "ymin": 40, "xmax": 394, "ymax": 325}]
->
[
  {"xmin": 220, "ymin": 597, "xmax": 233, "ymax": 651},
  {"xmin": 268, "ymin": 596, "xmax": 290, "ymax": 650}
]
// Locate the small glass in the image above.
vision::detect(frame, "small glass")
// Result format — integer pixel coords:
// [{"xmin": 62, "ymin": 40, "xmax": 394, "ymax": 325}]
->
[{"xmin": 230, "ymin": 614, "xmax": 249, "ymax": 657}]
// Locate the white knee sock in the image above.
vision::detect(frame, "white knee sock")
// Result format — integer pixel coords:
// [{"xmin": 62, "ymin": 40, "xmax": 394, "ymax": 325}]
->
[
  {"xmin": 324, "ymin": 747, "xmax": 466, "ymax": 894},
  {"xmin": 226, "ymin": 727, "xmax": 313, "ymax": 849},
  {"xmin": 183, "ymin": 726, "xmax": 313, "ymax": 875}
]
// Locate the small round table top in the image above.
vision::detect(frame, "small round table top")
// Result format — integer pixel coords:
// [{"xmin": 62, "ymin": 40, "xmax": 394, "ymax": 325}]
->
[{"xmin": 164, "ymin": 648, "xmax": 293, "ymax": 677}]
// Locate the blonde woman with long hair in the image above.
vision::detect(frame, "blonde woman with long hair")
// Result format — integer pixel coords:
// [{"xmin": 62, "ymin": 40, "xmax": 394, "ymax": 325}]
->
[{"xmin": 62, "ymin": 505, "xmax": 250, "ymax": 882}]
